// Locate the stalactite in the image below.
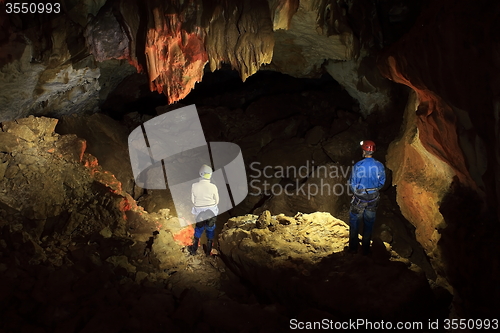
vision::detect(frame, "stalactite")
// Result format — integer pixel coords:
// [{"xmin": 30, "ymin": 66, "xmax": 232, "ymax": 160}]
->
[
  {"xmin": 144, "ymin": 0, "xmax": 208, "ymax": 104},
  {"xmin": 204, "ymin": 0, "xmax": 275, "ymax": 82},
  {"xmin": 140, "ymin": 0, "xmax": 275, "ymax": 101}
]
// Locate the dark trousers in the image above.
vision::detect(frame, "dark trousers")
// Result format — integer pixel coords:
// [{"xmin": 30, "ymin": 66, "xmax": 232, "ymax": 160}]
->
[
  {"xmin": 194, "ymin": 217, "xmax": 216, "ymax": 240},
  {"xmin": 349, "ymin": 195, "xmax": 379, "ymax": 253}
]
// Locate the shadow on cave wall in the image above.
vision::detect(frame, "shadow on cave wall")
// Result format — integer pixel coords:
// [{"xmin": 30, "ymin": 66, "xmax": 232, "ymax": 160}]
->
[{"xmin": 439, "ymin": 179, "xmax": 500, "ymax": 318}]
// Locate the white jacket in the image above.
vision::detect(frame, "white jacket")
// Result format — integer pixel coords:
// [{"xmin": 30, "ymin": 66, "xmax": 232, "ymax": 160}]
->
[{"xmin": 191, "ymin": 179, "xmax": 219, "ymax": 208}]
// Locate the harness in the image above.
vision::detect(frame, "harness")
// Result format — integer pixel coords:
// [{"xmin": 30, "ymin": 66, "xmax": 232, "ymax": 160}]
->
[{"xmin": 351, "ymin": 188, "xmax": 380, "ymax": 205}]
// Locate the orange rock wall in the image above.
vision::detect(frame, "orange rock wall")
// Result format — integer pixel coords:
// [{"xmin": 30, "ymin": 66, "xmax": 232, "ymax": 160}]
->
[{"xmin": 380, "ymin": 0, "xmax": 500, "ymax": 316}]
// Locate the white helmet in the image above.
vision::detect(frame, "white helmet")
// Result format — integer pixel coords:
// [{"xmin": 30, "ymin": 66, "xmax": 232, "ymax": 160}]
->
[{"xmin": 199, "ymin": 164, "xmax": 213, "ymax": 179}]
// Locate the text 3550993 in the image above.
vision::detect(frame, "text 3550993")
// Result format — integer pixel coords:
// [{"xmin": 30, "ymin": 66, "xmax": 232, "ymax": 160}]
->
[{"xmin": 4, "ymin": 2, "xmax": 61, "ymax": 14}]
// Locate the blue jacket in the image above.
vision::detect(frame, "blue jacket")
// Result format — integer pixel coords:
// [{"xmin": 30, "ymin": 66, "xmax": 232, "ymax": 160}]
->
[{"xmin": 349, "ymin": 157, "xmax": 385, "ymax": 194}]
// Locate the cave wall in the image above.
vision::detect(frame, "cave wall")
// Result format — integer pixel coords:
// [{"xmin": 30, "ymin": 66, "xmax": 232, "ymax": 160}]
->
[
  {"xmin": 0, "ymin": 0, "xmax": 136, "ymax": 122},
  {"xmin": 380, "ymin": 0, "xmax": 500, "ymax": 316}
]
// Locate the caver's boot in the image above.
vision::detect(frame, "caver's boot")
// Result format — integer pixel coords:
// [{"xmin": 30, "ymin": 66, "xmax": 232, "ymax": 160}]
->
[
  {"xmin": 206, "ymin": 239, "xmax": 213, "ymax": 256},
  {"xmin": 188, "ymin": 237, "xmax": 199, "ymax": 255},
  {"xmin": 362, "ymin": 241, "xmax": 372, "ymax": 256}
]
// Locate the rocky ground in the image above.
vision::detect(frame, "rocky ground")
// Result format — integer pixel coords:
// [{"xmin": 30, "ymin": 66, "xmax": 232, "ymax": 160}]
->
[
  {"xmin": 0, "ymin": 113, "xmax": 450, "ymax": 331},
  {"xmin": 219, "ymin": 211, "xmax": 438, "ymax": 321},
  {"xmin": 0, "ymin": 116, "xmax": 288, "ymax": 332}
]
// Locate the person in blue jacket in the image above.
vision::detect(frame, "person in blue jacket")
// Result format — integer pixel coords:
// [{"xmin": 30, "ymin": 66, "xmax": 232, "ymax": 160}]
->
[{"xmin": 348, "ymin": 140, "xmax": 386, "ymax": 255}]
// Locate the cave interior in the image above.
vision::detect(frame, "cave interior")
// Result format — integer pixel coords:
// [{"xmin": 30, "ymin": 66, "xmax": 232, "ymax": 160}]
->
[{"xmin": 0, "ymin": 0, "xmax": 499, "ymax": 331}]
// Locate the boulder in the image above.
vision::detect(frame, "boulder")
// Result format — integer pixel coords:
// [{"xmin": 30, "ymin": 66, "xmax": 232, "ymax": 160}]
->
[
  {"xmin": 0, "ymin": 132, "xmax": 19, "ymax": 153},
  {"xmin": 219, "ymin": 212, "xmax": 436, "ymax": 320},
  {"xmin": 256, "ymin": 210, "xmax": 272, "ymax": 229}
]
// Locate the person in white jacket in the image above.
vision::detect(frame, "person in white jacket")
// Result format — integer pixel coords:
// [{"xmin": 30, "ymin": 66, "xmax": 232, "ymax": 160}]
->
[{"xmin": 188, "ymin": 164, "xmax": 219, "ymax": 256}]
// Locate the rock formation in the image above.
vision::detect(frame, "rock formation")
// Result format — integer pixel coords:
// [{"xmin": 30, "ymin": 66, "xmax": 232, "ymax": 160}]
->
[
  {"xmin": 379, "ymin": 0, "xmax": 500, "ymax": 317},
  {"xmin": 219, "ymin": 211, "xmax": 437, "ymax": 320},
  {"xmin": 0, "ymin": 115, "xmax": 286, "ymax": 331}
]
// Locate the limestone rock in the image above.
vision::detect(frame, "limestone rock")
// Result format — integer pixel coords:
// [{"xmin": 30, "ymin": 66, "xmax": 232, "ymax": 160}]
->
[
  {"xmin": 106, "ymin": 255, "xmax": 137, "ymax": 273},
  {"xmin": 151, "ymin": 230, "xmax": 187, "ymax": 270},
  {"xmin": 54, "ymin": 134, "xmax": 87, "ymax": 163},
  {"xmin": 136, "ymin": 190, "xmax": 176, "ymax": 214},
  {"xmin": 270, "ymin": 0, "xmax": 358, "ymax": 77},
  {"xmin": 0, "ymin": 10, "xmax": 135, "ymax": 122},
  {"xmin": 0, "ymin": 132, "xmax": 19, "ymax": 153},
  {"xmin": 325, "ymin": 53, "xmax": 393, "ymax": 117},
  {"xmin": 2, "ymin": 123, "xmax": 37, "ymax": 142},
  {"xmin": 56, "ymin": 113, "xmax": 135, "ymax": 194},
  {"xmin": 386, "ymin": 91, "xmax": 454, "ymax": 290},
  {"xmin": 378, "ymin": 0, "xmax": 500, "ymax": 316},
  {"xmin": 135, "ymin": 271, "xmax": 148, "ymax": 284},
  {"xmin": 11, "ymin": 116, "xmax": 58, "ymax": 138},
  {"xmin": 218, "ymin": 212, "xmax": 435, "ymax": 320},
  {"xmin": 85, "ymin": 6, "xmax": 131, "ymax": 63},
  {"xmin": 269, "ymin": 0, "xmax": 300, "ymax": 30},
  {"xmin": 0, "ymin": 116, "xmax": 137, "ymax": 238},
  {"xmin": 220, "ymin": 212, "xmax": 350, "ymax": 269},
  {"xmin": 0, "ymin": 161, "xmax": 8, "ymax": 180},
  {"xmin": 256, "ymin": 210, "xmax": 272, "ymax": 229},
  {"xmin": 0, "ymin": 40, "xmax": 101, "ymax": 121},
  {"xmin": 275, "ymin": 214, "xmax": 295, "ymax": 225},
  {"xmin": 144, "ymin": 2, "xmax": 208, "ymax": 104},
  {"xmin": 205, "ymin": 0, "xmax": 275, "ymax": 82},
  {"xmin": 100, "ymin": 227, "xmax": 113, "ymax": 238}
]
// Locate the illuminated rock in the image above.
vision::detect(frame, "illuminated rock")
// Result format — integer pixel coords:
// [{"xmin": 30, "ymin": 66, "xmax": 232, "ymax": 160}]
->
[
  {"xmin": 144, "ymin": 2, "xmax": 208, "ymax": 103},
  {"xmin": 57, "ymin": 113, "xmax": 135, "ymax": 194},
  {"xmin": 219, "ymin": 211, "xmax": 435, "ymax": 319}
]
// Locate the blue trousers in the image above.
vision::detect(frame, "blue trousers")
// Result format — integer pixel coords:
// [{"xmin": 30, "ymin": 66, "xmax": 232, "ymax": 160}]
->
[
  {"xmin": 194, "ymin": 218, "xmax": 216, "ymax": 240},
  {"xmin": 349, "ymin": 198, "xmax": 379, "ymax": 253}
]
